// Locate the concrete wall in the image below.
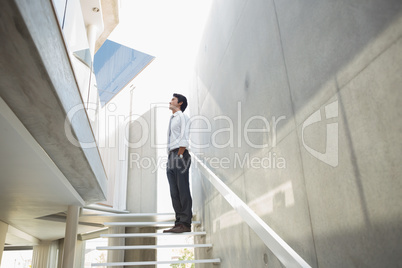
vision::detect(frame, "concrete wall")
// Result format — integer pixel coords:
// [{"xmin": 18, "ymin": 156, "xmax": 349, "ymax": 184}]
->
[
  {"xmin": 125, "ymin": 108, "xmax": 158, "ymax": 267},
  {"xmin": 124, "ymin": 227, "xmax": 156, "ymax": 268},
  {"xmin": 126, "ymin": 108, "xmax": 158, "ymax": 213},
  {"xmin": 190, "ymin": 0, "xmax": 402, "ymax": 267},
  {"xmin": 98, "ymin": 87, "xmax": 133, "ymax": 210},
  {"xmin": 0, "ymin": 0, "xmax": 107, "ymax": 203}
]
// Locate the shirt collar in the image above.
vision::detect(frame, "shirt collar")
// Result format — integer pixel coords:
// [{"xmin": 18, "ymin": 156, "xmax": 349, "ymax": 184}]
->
[{"xmin": 172, "ymin": 110, "xmax": 182, "ymax": 117}]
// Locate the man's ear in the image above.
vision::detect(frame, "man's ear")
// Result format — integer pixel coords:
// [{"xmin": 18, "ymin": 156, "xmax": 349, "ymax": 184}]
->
[{"xmin": 178, "ymin": 101, "xmax": 183, "ymax": 107}]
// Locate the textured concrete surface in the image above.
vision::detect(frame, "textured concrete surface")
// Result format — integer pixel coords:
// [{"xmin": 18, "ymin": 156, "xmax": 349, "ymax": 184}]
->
[
  {"xmin": 0, "ymin": 0, "xmax": 107, "ymax": 203},
  {"xmin": 95, "ymin": 0, "xmax": 119, "ymax": 53},
  {"xmin": 191, "ymin": 0, "xmax": 402, "ymax": 267},
  {"xmin": 124, "ymin": 227, "xmax": 156, "ymax": 268},
  {"xmin": 107, "ymin": 226, "xmax": 125, "ymax": 267}
]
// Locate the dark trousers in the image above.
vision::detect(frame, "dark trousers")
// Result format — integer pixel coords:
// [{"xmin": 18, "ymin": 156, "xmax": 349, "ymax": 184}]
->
[{"xmin": 166, "ymin": 149, "xmax": 192, "ymax": 227}]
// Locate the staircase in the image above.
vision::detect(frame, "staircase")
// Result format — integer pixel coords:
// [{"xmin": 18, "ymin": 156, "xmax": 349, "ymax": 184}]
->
[{"xmin": 86, "ymin": 212, "xmax": 221, "ymax": 267}]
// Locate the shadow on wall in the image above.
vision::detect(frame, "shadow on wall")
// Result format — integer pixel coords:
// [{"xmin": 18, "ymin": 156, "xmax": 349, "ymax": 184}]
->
[
  {"xmin": 195, "ymin": 0, "xmax": 402, "ymax": 122},
  {"xmin": 190, "ymin": 0, "xmax": 402, "ymax": 267}
]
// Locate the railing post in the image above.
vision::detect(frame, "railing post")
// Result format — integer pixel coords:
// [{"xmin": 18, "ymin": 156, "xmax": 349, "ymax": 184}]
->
[{"xmin": 62, "ymin": 205, "xmax": 80, "ymax": 268}]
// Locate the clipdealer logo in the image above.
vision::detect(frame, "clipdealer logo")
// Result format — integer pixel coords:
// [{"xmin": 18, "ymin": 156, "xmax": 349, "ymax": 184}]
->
[{"xmin": 301, "ymin": 100, "xmax": 339, "ymax": 167}]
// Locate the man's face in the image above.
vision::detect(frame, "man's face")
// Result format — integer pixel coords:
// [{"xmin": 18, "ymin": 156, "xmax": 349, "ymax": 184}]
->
[{"xmin": 169, "ymin": 97, "xmax": 181, "ymax": 110}]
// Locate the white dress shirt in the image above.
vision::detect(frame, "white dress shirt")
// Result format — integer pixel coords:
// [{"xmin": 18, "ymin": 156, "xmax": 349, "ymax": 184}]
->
[{"xmin": 167, "ymin": 110, "xmax": 190, "ymax": 153}]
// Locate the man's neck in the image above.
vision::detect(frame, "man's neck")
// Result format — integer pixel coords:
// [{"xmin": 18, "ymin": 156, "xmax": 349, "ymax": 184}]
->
[{"xmin": 172, "ymin": 109, "xmax": 180, "ymax": 114}]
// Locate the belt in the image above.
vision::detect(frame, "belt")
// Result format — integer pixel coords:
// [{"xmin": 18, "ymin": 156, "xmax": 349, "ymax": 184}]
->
[
  {"xmin": 169, "ymin": 148, "xmax": 180, "ymax": 154},
  {"xmin": 169, "ymin": 148, "xmax": 187, "ymax": 154}
]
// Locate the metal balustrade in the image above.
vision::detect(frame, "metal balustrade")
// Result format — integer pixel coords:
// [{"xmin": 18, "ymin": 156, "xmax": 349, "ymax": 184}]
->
[{"xmin": 191, "ymin": 152, "xmax": 312, "ymax": 268}]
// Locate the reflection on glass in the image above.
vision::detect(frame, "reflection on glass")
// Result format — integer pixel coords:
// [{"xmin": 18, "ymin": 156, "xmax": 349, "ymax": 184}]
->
[{"xmin": 73, "ymin": 48, "xmax": 92, "ymax": 68}]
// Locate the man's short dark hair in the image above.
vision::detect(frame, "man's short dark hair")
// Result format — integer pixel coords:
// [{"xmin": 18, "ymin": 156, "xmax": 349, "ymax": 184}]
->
[{"xmin": 173, "ymin": 93, "xmax": 188, "ymax": 112}]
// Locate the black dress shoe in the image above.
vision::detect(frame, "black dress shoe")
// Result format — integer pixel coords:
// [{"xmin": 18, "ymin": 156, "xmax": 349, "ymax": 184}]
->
[
  {"xmin": 163, "ymin": 225, "xmax": 177, "ymax": 233},
  {"xmin": 171, "ymin": 224, "xmax": 191, "ymax": 233}
]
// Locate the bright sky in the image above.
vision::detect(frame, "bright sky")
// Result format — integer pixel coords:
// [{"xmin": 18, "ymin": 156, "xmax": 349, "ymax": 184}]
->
[{"xmin": 108, "ymin": 0, "xmax": 213, "ymax": 114}]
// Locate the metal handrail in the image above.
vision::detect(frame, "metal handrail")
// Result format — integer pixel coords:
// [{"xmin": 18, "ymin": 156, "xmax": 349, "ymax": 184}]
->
[{"xmin": 190, "ymin": 152, "xmax": 312, "ymax": 268}]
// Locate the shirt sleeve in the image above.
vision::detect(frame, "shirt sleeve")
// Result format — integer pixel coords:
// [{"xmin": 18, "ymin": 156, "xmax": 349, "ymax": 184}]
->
[{"xmin": 177, "ymin": 113, "xmax": 190, "ymax": 149}]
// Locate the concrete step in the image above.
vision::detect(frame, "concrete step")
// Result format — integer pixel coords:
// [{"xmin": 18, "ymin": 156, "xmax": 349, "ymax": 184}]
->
[
  {"xmin": 97, "ymin": 243, "xmax": 213, "ymax": 250},
  {"xmin": 91, "ymin": 258, "xmax": 221, "ymax": 266},
  {"xmin": 101, "ymin": 231, "xmax": 206, "ymax": 238},
  {"xmin": 103, "ymin": 221, "xmax": 201, "ymax": 227},
  {"xmin": 83, "ymin": 205, "xmax": 130, "ymax": 214},
  {"xmin": 81, "ymin": 212, "xmax": 175, "ymax": 217},
  {"xmin": 79, "ymin": 212, "xmax": 177, "ymax": 225}
]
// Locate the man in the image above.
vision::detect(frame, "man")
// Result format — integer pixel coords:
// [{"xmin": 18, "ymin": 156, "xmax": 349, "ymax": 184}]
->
[{"xmin": 164, "ymin": 93, "xmax": 192, "ymax": 233}]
